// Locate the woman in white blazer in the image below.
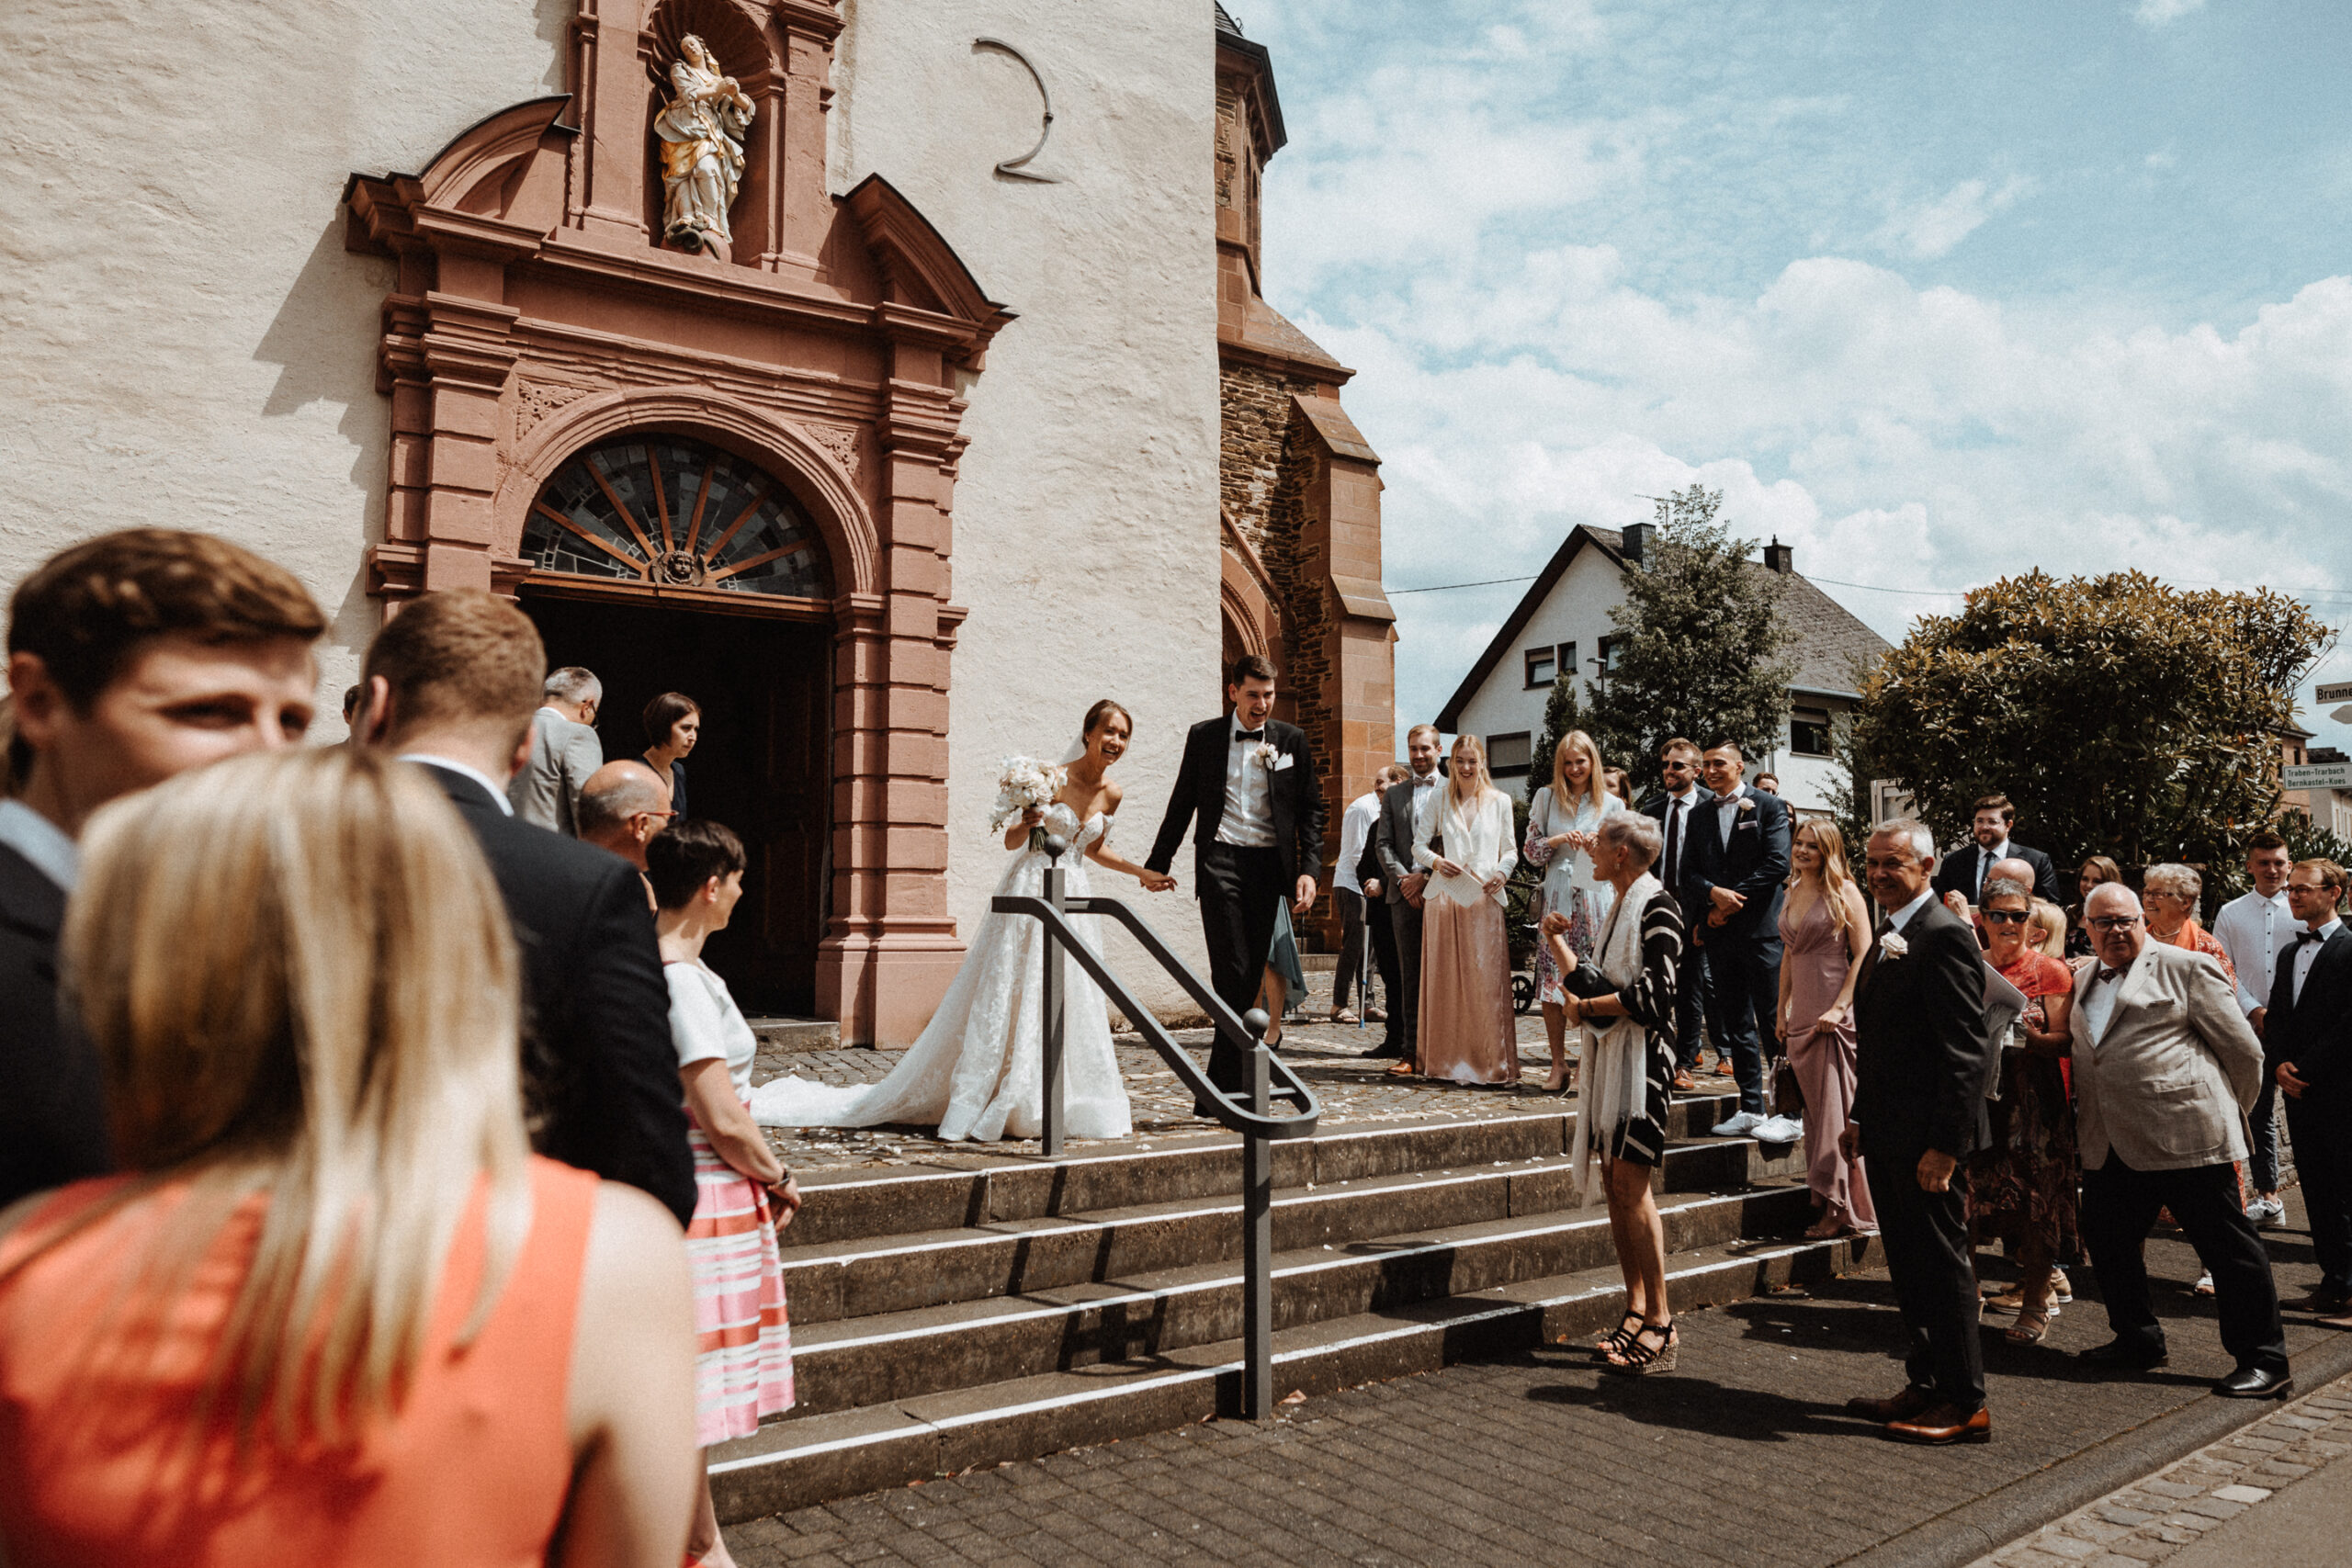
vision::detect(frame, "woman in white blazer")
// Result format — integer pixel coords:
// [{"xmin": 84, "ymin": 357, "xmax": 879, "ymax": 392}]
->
[{"xmin": 1408, "ymin": 734, "xmax": 1520, "ymax": 1083}]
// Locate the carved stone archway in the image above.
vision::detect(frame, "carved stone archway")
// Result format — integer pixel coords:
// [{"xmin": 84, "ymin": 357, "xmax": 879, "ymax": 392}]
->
[{"xmin": 345, "ymin": 1, "xmax": 1012, "ymax": 1043}]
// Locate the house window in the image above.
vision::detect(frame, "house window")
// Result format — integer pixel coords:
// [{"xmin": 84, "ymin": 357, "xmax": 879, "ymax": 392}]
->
[
  {"xmin": 1790, "ymin": 707, "xmax": 1833, "ymax": 758},
  {"xmin": 1523, "ymin": 646, "xmax": 1555, "ymax": 688},
  {"xmin": 1487, "ymin": 732, "xmax": 1532, "ymax": 777},
  {"xmin": 1596, "ymin": 635, "xmax": 1625, "ymax": 683}
]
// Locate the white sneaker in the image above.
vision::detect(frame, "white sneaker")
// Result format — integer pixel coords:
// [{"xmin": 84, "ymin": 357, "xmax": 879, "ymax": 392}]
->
[
  {"xmin": 1711, "ymin": 1110, "xmax": 1762, "ymax": 1137},
  {"xmin": 2247, "ymin": 1196, "xmax": 2285, "ymax": 1229},
  {"xmin": 1752, "ymin": 1115, "xmax": 1804, "ymax": 1145}
]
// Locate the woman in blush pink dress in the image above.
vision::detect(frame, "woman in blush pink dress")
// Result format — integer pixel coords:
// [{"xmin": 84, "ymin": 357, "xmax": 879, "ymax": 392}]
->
[{"xmin": 1775, "ymin": 820, "xmax": 1876, "ymax": 1238}]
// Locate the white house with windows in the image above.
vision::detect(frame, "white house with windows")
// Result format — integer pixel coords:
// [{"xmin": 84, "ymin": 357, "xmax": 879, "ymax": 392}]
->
[{"xmin": 1434, "ymin": 524, "xmax": 1892, "ymax": 815}]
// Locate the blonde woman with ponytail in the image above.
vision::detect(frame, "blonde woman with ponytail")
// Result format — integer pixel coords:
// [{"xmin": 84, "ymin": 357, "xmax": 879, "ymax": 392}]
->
[
  {"xmin": 0, "ymin": 749, "xmax": 696, "ymax": 1566},
  {"xmin": 1522, "ymin": 730, "xmax": 1623, "ymax": 1092},
  {"xmin": 1775, "ymin": 818, "xmax": 1876, "ymax": 1238}
]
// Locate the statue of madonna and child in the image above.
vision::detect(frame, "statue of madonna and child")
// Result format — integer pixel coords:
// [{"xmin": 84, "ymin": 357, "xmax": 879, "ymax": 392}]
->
[{"xmin": 656, "ymin": 34, "xmax": 755, "ymax": 254}]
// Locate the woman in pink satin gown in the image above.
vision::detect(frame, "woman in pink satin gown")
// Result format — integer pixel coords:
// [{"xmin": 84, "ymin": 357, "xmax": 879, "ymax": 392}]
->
[{"xmin": 1776, "ymin": 821, "xmax": 1876, "ymax": 1237}]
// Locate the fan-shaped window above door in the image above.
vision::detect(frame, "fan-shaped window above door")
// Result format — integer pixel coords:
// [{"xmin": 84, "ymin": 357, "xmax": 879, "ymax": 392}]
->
[{"xmin": 524, "ymin": 436, "xmax": 831, "ymax": 603}]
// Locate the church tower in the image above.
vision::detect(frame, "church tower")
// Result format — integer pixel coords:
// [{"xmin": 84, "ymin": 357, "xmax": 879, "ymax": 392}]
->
[{"xmin": 1215, "ymin": 6, "xmax": 1396, "ymax": 942}]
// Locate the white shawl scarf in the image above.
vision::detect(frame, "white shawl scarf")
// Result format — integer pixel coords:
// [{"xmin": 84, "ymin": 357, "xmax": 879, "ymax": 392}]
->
[{"xmin": 1575, "ymin": 871, "xmax": 1661, "ymax": 1206}]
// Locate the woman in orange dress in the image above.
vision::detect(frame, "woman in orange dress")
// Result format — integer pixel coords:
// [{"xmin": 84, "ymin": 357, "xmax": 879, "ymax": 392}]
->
[
  {"xmin": 2143, "ymin": 863, "xmax": 2236, "ymax": 986},
  {"xmin": 1966, "ymin": 875, "xmax": 2079, "ymax": 1345},
  {"xmin": 0, "ymin": 750, "xmax": 697, "ymax": 1568}
]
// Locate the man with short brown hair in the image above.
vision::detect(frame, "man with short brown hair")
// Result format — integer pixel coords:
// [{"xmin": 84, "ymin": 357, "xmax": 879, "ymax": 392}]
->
[
  {"xmin": 358, "ymin": 591, "xmax": 694, "ymax": 1225},
  {"xmin": 1, "ymin": 528, "xmax": 326, "ymax": 1207},
  {"xmin": 1930, "ymin": 794, "xmax": 2063, "ymax": 908},
  {"xmin": 1642, "ymin": 736, "xmax": 1713, "ymax": 1083},
  {"xmin": 2217, "ymin": 829, "xmax": 2298, "ymax": 1224}
]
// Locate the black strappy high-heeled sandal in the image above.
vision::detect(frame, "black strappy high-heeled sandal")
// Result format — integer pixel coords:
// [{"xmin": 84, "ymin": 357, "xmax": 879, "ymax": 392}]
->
[
  {"xmin": 1603, "ymin": 1320, "xmax": 1678, "ymax": 1376},
  {"xmin": 1592, "ymin": 1311, "xmax": 1643, "ymax": 1359}
]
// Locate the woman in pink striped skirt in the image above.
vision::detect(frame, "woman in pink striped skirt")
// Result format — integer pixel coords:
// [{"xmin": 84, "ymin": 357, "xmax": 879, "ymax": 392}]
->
[{"xmin": 652, "ymin": 818, "xmax": 801, "ymax": 1568}]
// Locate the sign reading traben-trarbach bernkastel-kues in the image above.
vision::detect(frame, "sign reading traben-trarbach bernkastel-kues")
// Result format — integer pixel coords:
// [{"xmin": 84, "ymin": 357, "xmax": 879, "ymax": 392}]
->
[{"xmin": 2283, "ymin": 762, "xmax": 2352, "ymax": 790}]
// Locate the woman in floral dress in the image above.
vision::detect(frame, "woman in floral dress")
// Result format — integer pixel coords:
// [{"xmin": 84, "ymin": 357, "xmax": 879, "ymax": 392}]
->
[{"xmin": 1521, "ymin": 731, "xmax": 1623, "ymax": 1093}]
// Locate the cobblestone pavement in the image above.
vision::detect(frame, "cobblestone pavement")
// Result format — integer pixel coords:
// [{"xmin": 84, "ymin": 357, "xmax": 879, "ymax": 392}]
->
[
  {"xmin": 753, "ymin": 966, "xmax": 1679, "ymax": 1172},
  {"xmin": 726, "ymin": 1213, "xmax": 2351, "ymax": 1568},
  {"xmin": 1968, "ymin": 1371, "xmax": 2352, "ymax": 1568}
]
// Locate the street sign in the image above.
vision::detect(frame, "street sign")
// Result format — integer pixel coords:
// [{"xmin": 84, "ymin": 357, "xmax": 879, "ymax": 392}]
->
[
  {"xmin": 2283, "ymin": 762, "xmax": 2352, "ymax": 791},
  {"xmin": 2317, "ymin": 681, "xmax": 2352, "ymax": 704},
  {"xmin": 2333, "ymin": 705, "xmax": 2352, "ymax": 726}
]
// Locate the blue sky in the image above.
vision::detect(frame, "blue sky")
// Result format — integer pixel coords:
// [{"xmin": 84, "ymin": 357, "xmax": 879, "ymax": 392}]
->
[{"xmin": 1230, "ymin": 0, "xmax": 2352, "ymax": 748}]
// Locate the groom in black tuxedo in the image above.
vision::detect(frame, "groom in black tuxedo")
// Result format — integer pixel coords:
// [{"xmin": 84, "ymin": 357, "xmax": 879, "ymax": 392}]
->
[{"xmin": 1148, "ymin": 654, "xmax": 1323, "ymax": 1105}]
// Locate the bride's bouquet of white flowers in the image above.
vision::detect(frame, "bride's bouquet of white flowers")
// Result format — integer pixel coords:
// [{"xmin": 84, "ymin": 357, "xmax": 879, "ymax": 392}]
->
[{"xmin": 988, "ymin": 755, "xmax": 1065, "ymax": 837}]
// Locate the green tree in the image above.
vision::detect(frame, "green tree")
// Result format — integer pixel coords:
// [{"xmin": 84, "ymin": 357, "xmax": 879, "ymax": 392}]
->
[
  {"xmin": 1526, "ymin": 668, "xmax": 1588, "ymax": 801},
  {"xmin": 1846, "ymin": 570, "xmax": 2334, "ymax": 888},
  {"xmin": 1584, "ymin": 485, "xmax": 1796, "ymax": 796}
]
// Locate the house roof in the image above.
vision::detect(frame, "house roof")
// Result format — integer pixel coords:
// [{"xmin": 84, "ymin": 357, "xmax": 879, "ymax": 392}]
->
[{"xmin": 1432, "ymin": 525, "xmax": 1893, "ymax": 730}]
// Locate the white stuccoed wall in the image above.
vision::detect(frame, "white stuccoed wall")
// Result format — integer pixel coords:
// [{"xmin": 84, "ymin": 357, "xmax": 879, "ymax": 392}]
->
[
  {"xmin": 832, "ymin": 1, "xmax": 1223, "ymax": 1020},
  {"xmin": 0, "ymin": 0, "xmax": 1223, "ymax": 1022},
  {"xmin": 0, "ymin": 0, "xmax": 573, "ymax": 699}
]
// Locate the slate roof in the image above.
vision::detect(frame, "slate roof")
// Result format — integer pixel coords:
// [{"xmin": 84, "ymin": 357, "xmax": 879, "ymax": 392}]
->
[
  {"xmin": 1432, "ymin": 525, "xmax": 1893, "ymax": 729},
  {"xmin": 1216, "ymin": 4, "xmax": 1242, "ymax": 37}
]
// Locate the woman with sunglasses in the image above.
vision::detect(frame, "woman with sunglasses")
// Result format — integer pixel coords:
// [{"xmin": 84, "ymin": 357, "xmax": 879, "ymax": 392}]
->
[{"xmin": 1966, "ymin": 874, "xmax": 2080, "ymax": 1344}]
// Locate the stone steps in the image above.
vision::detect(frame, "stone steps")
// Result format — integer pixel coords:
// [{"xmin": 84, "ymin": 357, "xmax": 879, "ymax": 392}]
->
[
  {"xmin": 707, "ymin": 1085, "xmax": 1864, "ymax": 1520},
  {"xmin": 712, "ymin": 1229, "xmax": 1869, "ymax": 1520}
]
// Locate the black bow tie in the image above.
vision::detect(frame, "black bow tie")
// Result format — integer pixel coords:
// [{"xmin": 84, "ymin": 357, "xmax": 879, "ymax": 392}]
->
[
  {"xmin": 1235, "ymin": 728, "xmax": 1264, "ymax": 742},
  {"xmin": 2096, "ymin": 964, "xmax": 2126, "ymax": 986}
]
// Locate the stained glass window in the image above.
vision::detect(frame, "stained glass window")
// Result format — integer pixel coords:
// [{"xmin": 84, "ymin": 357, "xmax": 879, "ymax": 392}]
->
[{"xmin": 524, "ymin": 436, "xmax": 829, "ymax": 600}]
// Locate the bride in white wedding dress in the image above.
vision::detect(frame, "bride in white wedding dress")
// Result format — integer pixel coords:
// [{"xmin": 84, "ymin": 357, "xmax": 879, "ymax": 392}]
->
[{"xmin": 749, "ymin": 700, "xmax": 1176, "ymax": 1143}]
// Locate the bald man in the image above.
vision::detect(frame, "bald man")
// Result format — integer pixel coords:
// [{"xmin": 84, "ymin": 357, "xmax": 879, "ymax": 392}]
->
[{"xmin": 578, "ymin": 760, "xmax": 675, "ymax": 874}]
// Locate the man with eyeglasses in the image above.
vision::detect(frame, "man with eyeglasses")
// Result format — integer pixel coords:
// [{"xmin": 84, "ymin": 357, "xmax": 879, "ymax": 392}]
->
[
  {"xmin": 2068, "ymin": 882, "xmax": 2288, "ymax": 1398},
  {"xmin": 578, "ymin": 760, "xmax": 680, "ymax": 907},
  {"xmin": 1641, "ymin": 738, "xmax": 1713, "ymax": 1090},
  {"xmin": 2267, "ymin": 860, "xmax": 2352, "ymax": 1325}
]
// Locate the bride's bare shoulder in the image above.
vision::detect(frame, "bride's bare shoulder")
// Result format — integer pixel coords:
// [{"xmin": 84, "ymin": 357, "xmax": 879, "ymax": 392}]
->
[{"xmin": 1102, "ymin": 781, "xmax": 1124, "ymax": 811}]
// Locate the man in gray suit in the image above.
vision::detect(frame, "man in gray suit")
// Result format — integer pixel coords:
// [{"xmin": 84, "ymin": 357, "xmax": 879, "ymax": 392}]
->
[
  {"xmin": 1369, "ymin": 724, "xmax": 1445, "ymax": 1063},
  {"xmin": 509, "ymin": 665, "xmax": 605, "ymax": 835},
  {"xmin": 2070, "ymin": 882, "xmax": 2290, "ymax": 1398}
]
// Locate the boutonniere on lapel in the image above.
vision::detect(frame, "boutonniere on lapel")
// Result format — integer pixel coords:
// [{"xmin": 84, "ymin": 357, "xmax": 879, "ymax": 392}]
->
[
  {"xmin": 1736, "ymin": 796, "xmax": 1756, "ymax": 817},
  {"xmin": 1252, "ymin": 742, "xmax": 1280, "ymax": 771},
  {"xmin": 1877, "ymin": 931, "xmax": 1909, "ymax": 961}
]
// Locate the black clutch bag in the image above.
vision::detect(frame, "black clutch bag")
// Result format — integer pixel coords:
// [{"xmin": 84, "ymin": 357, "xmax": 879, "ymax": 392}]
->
[{"xmin": 1560, "ymin": 959, "xmax": 1618, "ymax": 1001}]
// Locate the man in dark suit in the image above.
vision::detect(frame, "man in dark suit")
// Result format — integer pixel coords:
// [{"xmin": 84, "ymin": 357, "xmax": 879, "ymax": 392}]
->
[
  {"xmin": 0, "ymin": 529, "xmax": 326, "ymax": 1210},
  {"xmin": 1147, "ymin": 654, "xmax": 1323, "ymax": 1103},
  {"xmin": 357, "ymin": 590, "xmax": 695, "ymax": 1227},
  {"xmin": 1930, "ymin": 794, "xmax": 2064, "ymax": 908},
  {"xmin": 1840, "ymin": 818, "xmax": 2000, "ymax": 1444},
  {"xmin": 1368, "ymin": 725, "xmax": 1445, "ymax": 1061},
  {"xmin": 2271, "ymin": 859, "xmax": 2352, "ymax": 1323},
  {"xmin": 1642, "ymin": 738, "xmax": 1713, "ymax": 1087},
  {"xmin": 1679, "ymin": 741, "xmax": 1792, "ymax": 1134},
  {"xmin": 1351, "ymin": 764, "xmax": 1407, "ymax": 1050}
]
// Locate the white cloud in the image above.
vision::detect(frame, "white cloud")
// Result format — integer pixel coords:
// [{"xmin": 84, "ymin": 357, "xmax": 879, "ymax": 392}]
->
[
  {"xmin": 1871, "ymin": 175, "xmax": 2035, "ymax": 261},
  {"xmin": 2132, "ymin": 0, "xmax": 2208, "ymax": 26}
]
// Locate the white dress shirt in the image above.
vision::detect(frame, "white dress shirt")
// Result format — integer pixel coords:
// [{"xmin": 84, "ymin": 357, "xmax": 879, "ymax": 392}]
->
[
  {"xmin": 1334, "ymin": 791, "xmax": 1377, "ymax": 897},
  {"xmin": 401, "ymin": 752, "xmax": 516, "ymax": 815},
  {"xmin": 1214, "ymin": 716, "xmax": 1277, "ymax": 850},
  {"xmin": 0, "ymin": 798, "xmax": 77, "ymax": 892},
  {"xmin": 2290, "ymin": 918, "xmax": 2344, "ymax": 1009},
  {"xmin": 2079, "ymin": 945, "xmax": 2138, "ymax": 1043},
  {"xmin": 1885, "ymin": 886, "xmax": 1937, "ymax": 933},
  {"xmin": 2213, "ymin": 887, "xmax": 2296, "ymax": 1017},
  {"xmin": 1712, "ymin": 786, "xmax": 1742, "ymax": 848},
  {"xmin": 1658, "ymin": 785, "xmax": 1698, "ymax": 882},
  {"xmin": 1965, "ymin": 840, "xmax": 2011, "ymax": 899}
]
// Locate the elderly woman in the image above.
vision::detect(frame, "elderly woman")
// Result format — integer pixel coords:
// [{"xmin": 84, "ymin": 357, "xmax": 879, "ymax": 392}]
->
[
  {"xmin": 1543, "ymin": 811, "xmax": 1682, "ymax": 1375},
  {"xmin": 1965, "ymin": 875, "xmax": 2079, "ymax": 1343},
  {"xmin": 2142, "ymin": 863, "xmax": 2236, "ymax": 986}
]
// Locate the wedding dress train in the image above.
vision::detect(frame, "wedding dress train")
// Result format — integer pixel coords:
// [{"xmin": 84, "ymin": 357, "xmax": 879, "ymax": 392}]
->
[{"xmin": 748, "ymin": 802, "xmax": 1133, "ymax": 1142}]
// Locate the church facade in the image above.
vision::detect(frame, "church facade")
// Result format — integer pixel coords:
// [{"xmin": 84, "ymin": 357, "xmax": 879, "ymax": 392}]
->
[{"xmin": 0, "ymin": 0, "xmax": 1390, "ymax": 1042}]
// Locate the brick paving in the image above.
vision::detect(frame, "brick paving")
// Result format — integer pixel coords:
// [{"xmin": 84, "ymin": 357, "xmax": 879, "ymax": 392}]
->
[
  {"xmin": 726, "ymin": 1218, "xmax": 2350, "ymax": 1568},
  {"xmin": 1968, "ymin": 1371, "xmax": 2352, "ymax": 1568}
]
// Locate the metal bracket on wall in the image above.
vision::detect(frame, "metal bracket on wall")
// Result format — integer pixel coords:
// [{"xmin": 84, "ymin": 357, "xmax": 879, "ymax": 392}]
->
[{"xmin": 972, "ymin": 38, "xmax": 1059, "ymax": 183}]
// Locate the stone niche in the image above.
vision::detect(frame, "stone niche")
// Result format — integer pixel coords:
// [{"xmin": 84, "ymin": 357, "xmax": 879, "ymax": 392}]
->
[{"xmin": 344, "ymin": 0, "xmax": 1013, "ymax": 1043}]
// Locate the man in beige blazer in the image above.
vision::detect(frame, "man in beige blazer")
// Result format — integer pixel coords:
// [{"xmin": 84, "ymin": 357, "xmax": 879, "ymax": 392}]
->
[{"xmin": 2070, "ymin": 883, "xmax": 2290, "ymax": 1398}]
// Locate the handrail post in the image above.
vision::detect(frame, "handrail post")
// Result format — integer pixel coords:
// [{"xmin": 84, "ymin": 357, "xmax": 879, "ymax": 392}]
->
[
  {"xmin": 1039, "ymin": 834, "xmax": 1069, "ymax": 1158},
  {"xmin": 1240, "ymin": 1006, "xmax": 1274, "ymax": 1419}
]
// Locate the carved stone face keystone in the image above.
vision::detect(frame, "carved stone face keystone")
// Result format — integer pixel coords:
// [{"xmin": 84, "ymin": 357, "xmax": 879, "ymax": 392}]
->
[{"xmin": 657, "ymin": 549, "xmax": 705, "ymax": 585}]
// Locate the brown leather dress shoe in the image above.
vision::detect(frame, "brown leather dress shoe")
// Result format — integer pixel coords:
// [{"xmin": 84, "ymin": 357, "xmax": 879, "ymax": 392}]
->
[
  {"xmin": 2284, "ymin": 1290, "xmax": 2350, "ymax": 1314},
  {"xmin": 1845, "ymin": 1385, "xmax": 1935, "ymax": 1422},
  {"xmin": 1887, "ymin": 1404, "xmax": 1991, "ymax": 1445}
]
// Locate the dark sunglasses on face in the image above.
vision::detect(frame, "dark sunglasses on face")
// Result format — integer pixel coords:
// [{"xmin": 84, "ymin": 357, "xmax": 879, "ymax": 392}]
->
[{"xmin": 1982, "ymin": 908, "xmax": 2030, "ymax": 924}]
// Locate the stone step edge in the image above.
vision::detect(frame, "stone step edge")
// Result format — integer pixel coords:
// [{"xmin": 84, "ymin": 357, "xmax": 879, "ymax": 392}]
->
[
  {"xmin": 782, "ymin": 1093, "xmax": 1754, "ymax": 1247},
  {"xmin": 710, "ymin": 1231, "xmax": 1869, "ymax": 1521},
  {"xmin": 786, "ymin": 1178, "xmax": 1808, "ymax": 1362},
  {"xmin": 783, "ymin": 1134, "xmax": 1785, "ymax": 1284}
]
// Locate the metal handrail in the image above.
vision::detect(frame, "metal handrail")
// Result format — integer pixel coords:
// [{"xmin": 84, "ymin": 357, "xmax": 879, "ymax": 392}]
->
[{"xmin": 990, "ymin": 834, "xmax": 1321, "ymax": 1417}]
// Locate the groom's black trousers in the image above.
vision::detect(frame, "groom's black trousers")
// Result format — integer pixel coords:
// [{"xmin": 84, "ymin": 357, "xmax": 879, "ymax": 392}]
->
[{"xmin": 1198, "ymin": 840, "xmax": 1284, "ymax": 1095}]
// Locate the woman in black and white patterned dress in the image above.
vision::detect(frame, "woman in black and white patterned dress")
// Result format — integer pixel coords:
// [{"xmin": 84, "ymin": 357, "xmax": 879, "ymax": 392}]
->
[{"xmin": 1544, "ymin": 809, "xmax": 1683, "ymax": 1375}]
